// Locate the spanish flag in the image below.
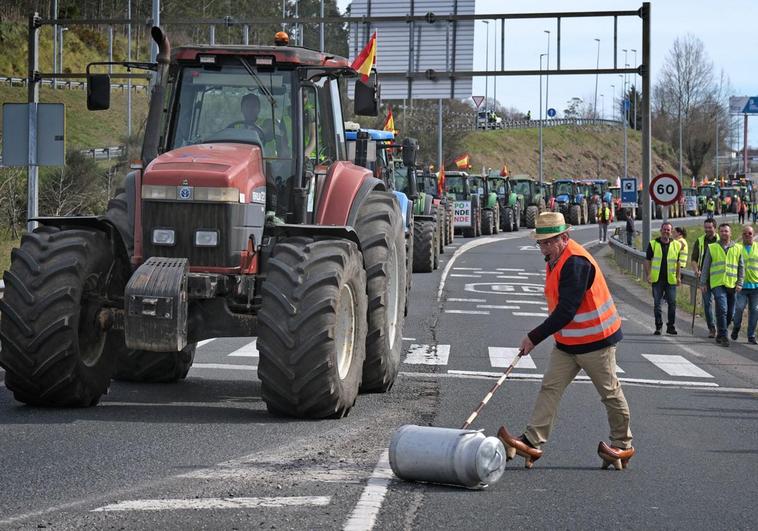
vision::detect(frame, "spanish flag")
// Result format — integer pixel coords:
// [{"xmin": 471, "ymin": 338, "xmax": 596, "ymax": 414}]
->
[
  {"xmin": 437, "ymin": 165, "xmax": 446, "ymax": 197},
  {"xmin": 454, "ymin": 153, "xmax": 471, "ymax": 170},
  {"xmin": 383, "ymin": 104, "xmax": 395, "ymax": 134},
  {"xmin": 351, "ymin": 32, "xmax": 377, "ymax": 83}
]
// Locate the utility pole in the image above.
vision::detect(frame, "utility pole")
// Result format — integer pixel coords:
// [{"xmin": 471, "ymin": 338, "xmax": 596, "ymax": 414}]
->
[
  {"xmin": 544, "ymin": 30, "xmax": 550, "ymax": 117},
  {"xmin": 483, "ymin": 21, "xmax": 489, "ymax": 115},
  {"xmin": 631, "ymin": 49, "xmax": 638, "ymax": 130},
  {"xmin": 593, "ymin": 38, "xmax": 600, "ymax": 117},
  {"xmin": 539, "ymin": 53, "xmax": 546, "ymax": 186}
]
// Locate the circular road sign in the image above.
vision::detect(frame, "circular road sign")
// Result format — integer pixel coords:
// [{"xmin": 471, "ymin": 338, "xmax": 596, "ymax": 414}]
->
[
  {"xmin": 649, "ymin": 173, "xmax": 682, "ymax": 206},
  {"xmin": 547, "ymin": 107, "xmax": 557, "ymax": 118}
]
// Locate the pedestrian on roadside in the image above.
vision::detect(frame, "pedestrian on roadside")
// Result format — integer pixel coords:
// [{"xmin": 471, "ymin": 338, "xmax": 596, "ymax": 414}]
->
[
  {"xmin": 731, "ymin": 225, "xmax": 758, "ymax": 344},
  {"xmin": 706, "ymin": 197, "xmax": 716, "ymax": 220},
  {"xmin": 625, "ymin": 209, "xmax": 635, "ymax": 247},
  {"xmin": 644, "ymin": 222, "xmax": 682, "ymax": 335},
  {"xmin": 598, "ymin": 201, "xmax": 611, "ymax": 242},
  {"xmin": 691, "ymin": 218, "xmax": 719, "ymax": 338},
  {"xmin": 700, "ymin": 223, "xmax": 744, "ymax": 346},
  {"xmin": 721, "ymin": 197, "xmax": 728, "ymax": 217},
  {"xmin": 498, "ymin": 212, "xmax": 633, "ymax": 470},
  {"xmin": 752, "ymin": 202, "xmax": 758, "ymax": 223},
  {"xmin": 674, "ymin": 227, "xmax": 689, "ymax": 274},
  {"xmin": 738, "ymin": 200, "xmax": 746, "ymax": 224}
]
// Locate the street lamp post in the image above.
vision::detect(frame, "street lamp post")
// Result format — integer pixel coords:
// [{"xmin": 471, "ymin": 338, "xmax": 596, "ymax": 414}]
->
[
  {"xmin": 539, "ymin": 53, "xmax": 547, "ymax": 186},
  {"xmin": 544, "ymin": 30, "xmax": 551, "ymax": 118},
  {"xmin": 593, "ymin": 38, "xmax": 601, "ymax": 117},
  {"xmin": 493, "ymin": 22, "xmax": 497, "ymax": 114},
  {"xmin": 610, "ymin": 84, "xmax": 615, "ymax": 121},
  {"xmin": 483, "ymin": 22, "xmax": 491, "ymax": 112},
  {"xmin": 601, "ymin": 94, "xmax": 605, "ymax": 119},
  {"xmin": 59, "ymin": 27, "xmax": 69, "ymax": 81},
  {"xmin": 620, "ymin": 75, "xmax": 628, "ymax": 180},
  {"xmin": 631, "ymin": 49, "xmax": 637, "ymax": 130}
]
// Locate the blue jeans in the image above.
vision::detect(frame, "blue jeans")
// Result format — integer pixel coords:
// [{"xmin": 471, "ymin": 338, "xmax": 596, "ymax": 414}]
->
[
  {"xmin": 702, "ymin": 286, "xmax": 716, "ymax": 331},
  {"xmin": 712, "ymin": 286, "xmax": 736, "ymax": 337},
  {"xmin": 732, "ymin": 288, "xmax": 758, "ymax": 339},
  {"xmin": 652, "ymin": 282, "xmax": 677, "ymax": 328}
]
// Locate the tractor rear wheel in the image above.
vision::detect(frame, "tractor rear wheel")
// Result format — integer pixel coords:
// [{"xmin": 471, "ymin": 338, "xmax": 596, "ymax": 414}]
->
[
  {"xmin": 501, "ymin": 208, "xmax": 514, "ymax": 232},
  {"xmin": 0, "ymin": 227, "xmax": 123, "ymax": 406},
  {"xmin": 257, "ymin": 237, "xmax": 367, "ymax": 418},
  {"xmin": 354, "ymin": 191, "xmax": 406, "ymax": 392},
  {"xmin": 589, "ymin": 203, "xmax": 598, "ymax": 224},
  {"xmin": 482, "ymin": 210, "xmax": 494, "ymax": 235},
  {"xmin": 413, "ymin": 220, "xmax": 435, "ymax": 273},
  {"xmin": 446, "ymin": 203, "xmax": 455, "ymax": 244},
  {"xmin": 526, "ymin": 206, "xmax": 539, "ymax": 228},
  {"xmin": 113, "ymin": 345, "xmax": 196, "ymax": 383},
  {"xmin": 569, "ymin": 204, "xmax": 581, "ymax": 226}
]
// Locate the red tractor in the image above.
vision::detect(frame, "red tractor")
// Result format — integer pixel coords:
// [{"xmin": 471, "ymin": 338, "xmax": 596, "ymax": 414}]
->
[{"xmin": 0, "ymin": 29, "xmax": 407, "ymax": 419}]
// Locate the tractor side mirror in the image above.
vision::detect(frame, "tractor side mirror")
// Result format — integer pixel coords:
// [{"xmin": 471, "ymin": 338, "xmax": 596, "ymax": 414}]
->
[
  {"xmin": 87, "ymin": 74, "xmax": 111, "ymax": 110},
  {"xmin": 407, "ymin": 167, "xmax": 419, "ymax": 201},
  {"xmin": 401, "ymin": 137, "xmax": 418, "ymax": 168},
  {"xmin": 354, "ymin": 74, "xmax": 380, "ymax": 116}
]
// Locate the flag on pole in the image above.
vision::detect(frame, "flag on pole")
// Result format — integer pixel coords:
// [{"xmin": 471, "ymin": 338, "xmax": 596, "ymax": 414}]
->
[
  {"xmin": 454, "ymin": 153, "xmax": 471, "ymax": 170},
  {"xmin": 438, "ymin": 165, "xmax": 446, "ymax": 197},
  {"xmin": 351, "ymin": 32, "xmax": 377, "ymax": 83},
  {"xmin": 500, "ymin": 164, "xmax": 509, "ymax": 177},
  {"xmin": 383, "ymin": 104, "xmax": 396, "ymax": 134}
]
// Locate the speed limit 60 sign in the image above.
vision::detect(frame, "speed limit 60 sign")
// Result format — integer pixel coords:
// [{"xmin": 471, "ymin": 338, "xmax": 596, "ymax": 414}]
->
[{"xmin": 649, "ymin": 173, "xmax": 682, "ymax": 206}]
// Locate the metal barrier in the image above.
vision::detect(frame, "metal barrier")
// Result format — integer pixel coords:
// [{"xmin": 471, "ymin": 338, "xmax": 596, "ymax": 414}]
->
[
  {"xmin": 0, "ymin": 75, "xmax": 147, "ymax": 91},
  {"xmin": 609, "ymin": 228, "xmax": 698, "ymax": 305}
]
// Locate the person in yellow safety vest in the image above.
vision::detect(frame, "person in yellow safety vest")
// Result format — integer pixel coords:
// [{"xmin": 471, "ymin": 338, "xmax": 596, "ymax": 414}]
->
[
  {"xmin": 691, "ymin": 218, "xmax": 719, "ymax": 337},
  {"xmin": 644, "ymin": 222, "xmax": 683, "ymax": 335},
  {"xmin": 700, "ymin": 223, "xmax": 744, "ymax": 346},
  {"xmin": 598, "ymin": 201, "xmax": 612, "ymax": 242},
  {"xmin": 674, "ymin": 226, "xmax": 689, "ymax": 271},
  {"xmin": 731, "ymin": 225, "xmax": 758, "ymax": 344},
  {"xmin": 721, "ymin": 197, "xmax": 728, "ymax": 217},
  {"xmin": 706, "ymin": 197, "xmax": 716, "ymax": 219}
]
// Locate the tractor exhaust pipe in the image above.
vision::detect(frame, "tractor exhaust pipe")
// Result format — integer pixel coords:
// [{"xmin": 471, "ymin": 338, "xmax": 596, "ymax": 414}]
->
[{"xmin": 141, "ymin": 27, "xmax": 171, "ymax": 164}]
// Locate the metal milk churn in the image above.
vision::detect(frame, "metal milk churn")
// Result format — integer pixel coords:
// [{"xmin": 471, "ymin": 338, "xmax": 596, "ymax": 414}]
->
[{"xmin": 388, "ymin": 425, "xmax": 506, "ymax": 489}]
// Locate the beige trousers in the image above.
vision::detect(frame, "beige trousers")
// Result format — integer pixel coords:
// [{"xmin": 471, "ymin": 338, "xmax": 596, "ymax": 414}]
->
[{"xmin": 524, "ymin": 344, "xmax": 633, "ymax": 449}]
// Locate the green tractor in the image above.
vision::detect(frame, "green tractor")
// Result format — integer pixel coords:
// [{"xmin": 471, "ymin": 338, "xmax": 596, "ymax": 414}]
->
[
  {"xmin": 488, "ymin": 173, "xmax": 521, "ymax": 232},
  {"xmin": 445, "ymin": 171, "xmax": 482, "ymax": 237},
  {"xmin": 697, "ymin": 184, "xmax": 721, "ymax": 215},
  {"xmin": 510, "ymin": 175, "xmax": 546, "ymax": 228},
  {"xmin": 470, "ymin": 174, "xmax": 501, "ymax": 235},
  {"xmin": 415, "ymin": 169, "xmax": 455, "ymax": 248}
]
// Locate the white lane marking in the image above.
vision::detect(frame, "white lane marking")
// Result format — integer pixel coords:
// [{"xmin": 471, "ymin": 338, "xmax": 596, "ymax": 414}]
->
[
  {"xmin": 436, "ymin": 370, "xmax": 719, "ymax": 387},
  {"xmin": 453, "ymin": 267, "xmax": 481, "ymax": 270},
  {"xmin": 540, "ymin": 307, "xmax": 548, "ymax": 311},
  {"xmin": 402, "ymin": 337, "xmax": 416, "ymax": 341},
  {"xmin": 227, "ymin": 339, "xmax": 259, "ymax": 357},
  {"xmin": 405, "ymin": 344, "xmax": 451, "ymax": 365},
  {"xmin": 488, "ymin": 347, "xmax": 536, "ymax": 369},
  {"xmin": 197, "ymin": 339, "xmax": 216, "ymax": 347},
  {"xmin": 477, "ymin": 305, "xmax": 519, "ymax": 310},
  {"xmin": 497, "ymin": 268, "xmax": 525, "ymax": 271},
  {"xmin": 513, "ymin": 312, "xmax": 549, "ymax": 317},
  {"xmin": 450, "ymin": 274, "xmax": 482, "ymax": 278},
  {"xmin": 642, "ymin": 354, "xmax": 714, "ymax": 378},
  {"xmin": 444, "ymin": 309, "xmax": 490, "ymax": 315},
  {"xmin": 504, "ymin": 300, "xmax": 544, "ymax": 305},
  {"xmin": 343, "ymin": 450, "xmax": 393, "ymax": 531},
  {"xmin": 477, "ymin": 271, "xmax": 508, "ymax": 275},
  {"xmin": 497, "ymin": 275, "xmax": 530, "ymax": 280},
  {"xmin": 92, "ymin": 496, "xmax": 330, "ymax": 512},
  {"xmin": 438, "ymin": 234, "xmax": 523, "ymax": 301},
  {"xmin": 447, "ymin": 298, "xmax": 486, "ymax": 303},
  {"xmin": 191, "ymin": 363, "xmax": 258, "ymax": 371},
  {"xmin": 517, "ymin": 272, "xmax": 545, "ymax": 276}
]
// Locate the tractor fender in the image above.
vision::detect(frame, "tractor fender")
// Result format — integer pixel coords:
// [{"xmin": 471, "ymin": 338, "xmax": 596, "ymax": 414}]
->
[
  {"xmin": 315, "ymin": 161, "xmax": 384, "ymax": 226},
  {"xmin": 270, "ymin": 223, "xmax": 361, "ymax": 249},
  {"xmin": 392, "ymin": 191, "xmax": 412, "ymax": 234},
  {"xmin": 31, "ymin": 215, "xmax": 132, "ymax": 266}
]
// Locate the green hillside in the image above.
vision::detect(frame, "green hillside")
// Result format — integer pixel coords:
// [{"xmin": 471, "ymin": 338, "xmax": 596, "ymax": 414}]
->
[{"xmin": 460, "ymin": 125, "xmax": 683, "ymax": 180}]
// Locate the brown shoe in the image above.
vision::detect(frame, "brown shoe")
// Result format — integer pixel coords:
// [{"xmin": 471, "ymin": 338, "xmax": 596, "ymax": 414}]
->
[
  {"xmin": 708, "ymin": 328, "xmax": 716, "ymax": 339},
  {"xmin": 497, "ymin": 426, "xmax": 543, "ymax": 468},
  {"xmin": 597, "ymin": 441, "xmax": 636, "ymax": 470}
]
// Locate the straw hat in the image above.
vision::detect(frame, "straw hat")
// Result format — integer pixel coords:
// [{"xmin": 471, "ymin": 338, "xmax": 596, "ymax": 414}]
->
[{"xmin": 532, "ymin": 212, "xmax": 572, "ymax": 240}]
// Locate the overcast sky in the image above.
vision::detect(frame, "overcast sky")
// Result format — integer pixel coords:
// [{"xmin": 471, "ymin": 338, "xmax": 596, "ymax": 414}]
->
[{"xmin": 340, "ymin": 0, "xmax": 758, "ymax": 147}]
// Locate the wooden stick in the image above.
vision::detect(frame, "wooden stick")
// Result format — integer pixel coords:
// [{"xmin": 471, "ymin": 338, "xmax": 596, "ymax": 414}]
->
[{"xmin": 461, "ymin": 351, "xmax": 522, "ymax": 430}]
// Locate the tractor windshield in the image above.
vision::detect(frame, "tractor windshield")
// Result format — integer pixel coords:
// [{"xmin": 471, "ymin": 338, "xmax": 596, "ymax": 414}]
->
[
  {"xmin": 446, "ymin": 175, "xmax": 467, "ymax": 200},
  {"xmin": 698, "ymin": 186, "xmax": 717, "ymax": 197},
  {"xmin": 512, "ymin": 181, "xmax": 531, "ymax": 196},
  {"xmin": 417, "ymin": 174, "xmax": 439, "ymax": 197},
  {"xmin": 554, "ymin": 182, "xmax": 573, "ymax": 196},
  {"xmin": 469, "ymin": 176, "xmax": 486, "ymax": 196},
  {"xmin": 166, "ymin": 63, "xmax": 296, "ymax": 166}
]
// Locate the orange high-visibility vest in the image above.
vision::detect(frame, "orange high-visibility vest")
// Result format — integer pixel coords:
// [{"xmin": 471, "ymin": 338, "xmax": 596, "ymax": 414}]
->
[{"xmin": 545, "ymin": 239, "xmax": 621, "ymax": 346}]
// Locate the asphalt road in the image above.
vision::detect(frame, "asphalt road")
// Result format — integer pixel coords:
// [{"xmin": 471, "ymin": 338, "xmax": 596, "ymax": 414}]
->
[{"xmin": 1, "ymin": 215, "xmax": 756, "ymax": 530}]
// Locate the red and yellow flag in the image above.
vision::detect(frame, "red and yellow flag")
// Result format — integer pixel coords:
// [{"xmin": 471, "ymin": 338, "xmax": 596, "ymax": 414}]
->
[
  {"xmin": 437, "ymin": 165, "xmax": 446, "ymax": 197},
  {"xmin": 351, "ymin": 32, "xmax": 377, "ymax": 83},
  {"xmin": 454, "ymin": 153, "xmax": 471, "ymax": 170},
  {"xmin": 383, "ymin": 104, "xmax": 395, "ymax": 134}
]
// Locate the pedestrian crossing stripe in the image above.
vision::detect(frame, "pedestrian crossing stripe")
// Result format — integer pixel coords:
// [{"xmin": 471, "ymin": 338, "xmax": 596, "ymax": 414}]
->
[
  {"xmin": 227, "ymin": 340, "xmax": 259, "ymax": 357},
  {"xmin": 405, "ymin": 344, "xmax": 451, "ymax": 365},
  {"xmin": 488, "ymin": 347, "xmax": 536, "ymax": 369},
  {"xmin": 641, "ymin": 354, "xmax": 714, "ymax": 378}
]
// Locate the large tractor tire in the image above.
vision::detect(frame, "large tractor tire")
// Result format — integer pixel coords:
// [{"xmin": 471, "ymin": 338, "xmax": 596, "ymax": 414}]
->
[
  {"xmin": 104, "ymin": 192, "xmax": 134, "ymax": 257},
  {"xmin": 492, "ymin": 205, "xmax": 500, "ymax": 234},
  {"xmin": 569, "ymin": 204, "xmax": 582, "ymax": 226},
  {"xmin": 113, "ymin": 345, "xmax": 196, "ymax": 383},
  {"xmin": 501, "ymin": 208, "xmax": 515, "ymax": 232},
  {"xmin": 588, "ymin": 203, "xmax": 598, "ymax": 224},
  {"xmin": 354, "ymin": 191, "xmax": 407, "ymax": 393},
  {"xmin": 446, "ymin": 204, "xmax": 455, "ymax": 244},
  {"xmin": 404, "ymin": 224, "xmax": 413, "ymax": 317},
  {"xmin": 257, "ymin": 237, "xmax": 368, "ymax": 418},
  {"xmin": 436, "ymin": 206, "xmax": 446, "ymax": 254},
  {"xmin": 482, "ymin": 209, "xmax": 494, "ymax": 235},
  {"xmin": 526, "ymin": 205, "xmax": 539, "ymax": 229},
  {"xmin": 0, "ymin": 227, "xmax": 124, "ymax": 406},
  {"xmin": 413, "ymin": 220, "xmax": 435, "ymax": 273}
]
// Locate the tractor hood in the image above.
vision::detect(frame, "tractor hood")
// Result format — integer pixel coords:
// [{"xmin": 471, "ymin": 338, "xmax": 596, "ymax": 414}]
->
[
  {"xmin": 555, "ymin": 194, "xmax": 570, "ymax": 203},
  {"xmin": 143, "ymin": 143, "xmax": 266, "ymax": 199}
]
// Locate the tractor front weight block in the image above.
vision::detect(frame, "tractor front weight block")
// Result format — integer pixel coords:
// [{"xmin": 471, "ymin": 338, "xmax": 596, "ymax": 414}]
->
[{"xmin": 125, "ymin": 257, "xmax": 189, "ymax": 352}]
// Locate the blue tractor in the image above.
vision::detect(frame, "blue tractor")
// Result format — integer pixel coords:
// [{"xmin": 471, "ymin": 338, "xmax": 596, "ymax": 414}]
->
[{"xmin": 552, "ymin": 178, "xmax": 588, "ymax": 225}]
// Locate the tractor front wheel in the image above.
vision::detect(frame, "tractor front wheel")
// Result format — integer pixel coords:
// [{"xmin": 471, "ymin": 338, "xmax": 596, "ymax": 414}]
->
[
  {"xmin": 482, "ymin": 210, "xmax": 494, "ymax": 235},
  {"xmin": 257, "ymin": 237, "xmax": 367, "ymax": 418},
  {"xmin": 526, "ymin": 206, "xmax": 539, "ymax": 228},
  {"xmin": 413, "ymin": 220, "xmax": 435, "ymax": 273}
]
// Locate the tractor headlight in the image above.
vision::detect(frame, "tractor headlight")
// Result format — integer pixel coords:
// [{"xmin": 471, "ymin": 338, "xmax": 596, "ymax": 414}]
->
[
  {"xmin": 194, "ymin": 230, "xmax": 219, "ymax": 247},
  {"xmin": 152, "ymin": 228, "xmax": 175, "ymax": 246},
  {"xmin": 142, "ymin": 185, "xmax": 174, "ymax": 200},
  {"xmin": 194, "ymin": 187, "xmax": 240, "ymax": 202}
]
